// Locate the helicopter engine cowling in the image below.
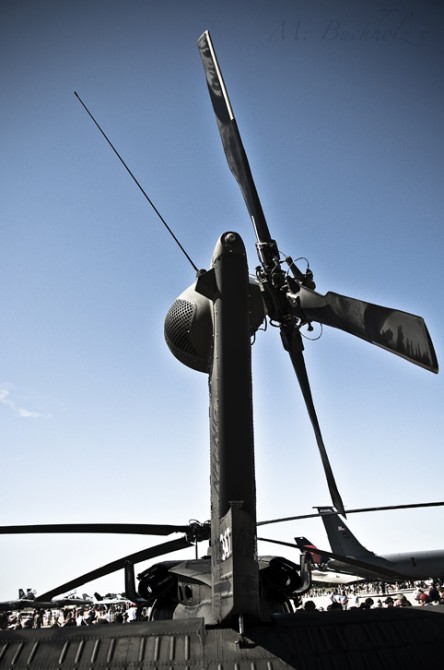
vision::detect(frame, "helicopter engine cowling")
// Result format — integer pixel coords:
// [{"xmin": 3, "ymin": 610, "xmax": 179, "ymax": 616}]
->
[
  {"xmin": 137, "ymin": 561, "xmax": 180, "ymax": 602},
  {"xmin": 164, "ymin": 276, "xmax": 265, "ymax": 373},
  {"xmin": 259, "ymin": 556, "xmax": 304, "ymax": 599}
]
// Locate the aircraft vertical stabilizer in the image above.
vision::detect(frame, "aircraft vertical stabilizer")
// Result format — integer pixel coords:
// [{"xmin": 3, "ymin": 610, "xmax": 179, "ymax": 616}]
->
[{"xmin": 318, "ymin": 507, "xmax": 373, "ymax": 557}]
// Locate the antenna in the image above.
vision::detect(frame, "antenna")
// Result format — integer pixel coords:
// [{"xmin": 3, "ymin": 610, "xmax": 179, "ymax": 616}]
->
[{"xmin": 74, "ymin": 92, "xmax": 199, "ymax": 273}]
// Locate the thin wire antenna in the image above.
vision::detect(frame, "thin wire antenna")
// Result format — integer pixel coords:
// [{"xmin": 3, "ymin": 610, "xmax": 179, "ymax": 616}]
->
[{"xmin": 74, "ymin": 91, "xmax": 199, "ymax": 273}]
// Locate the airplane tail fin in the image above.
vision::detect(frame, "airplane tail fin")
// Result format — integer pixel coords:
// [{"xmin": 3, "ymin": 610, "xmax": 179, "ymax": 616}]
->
[
  {"xmin": 294, "ymin": 537, "xmax": 330, "ymax": 566},
  {"xmin": 317, "ymin": 507, "xmax": 373, "ymax": 557}
]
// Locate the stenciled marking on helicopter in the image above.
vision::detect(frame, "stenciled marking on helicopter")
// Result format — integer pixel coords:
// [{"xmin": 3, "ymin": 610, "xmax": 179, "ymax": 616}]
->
[{"xmin": 220, "ymin": 527, "xmax": 232, "ymax": 561}]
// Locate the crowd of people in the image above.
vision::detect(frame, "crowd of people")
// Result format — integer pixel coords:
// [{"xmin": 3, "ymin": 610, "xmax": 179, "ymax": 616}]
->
[
  {"xmin": 0, "ymin": 602, "xmax": 148, "ymax": 631},
  {"xmin": 308, "ymin": 579, "xmax": 423, "ymax": 599},
  {"xmin": 1, "ymin": 579, "xmax": 443, "ymax": 629},
  {"xmin": 299, "ymin": 579, "xmax": 444, "ymax": 612}
]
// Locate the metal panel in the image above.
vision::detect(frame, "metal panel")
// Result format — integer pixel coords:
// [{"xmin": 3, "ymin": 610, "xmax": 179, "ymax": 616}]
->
[{"xmin": 0, "ymin": 609, "xmax": 442, "ymax": 668}]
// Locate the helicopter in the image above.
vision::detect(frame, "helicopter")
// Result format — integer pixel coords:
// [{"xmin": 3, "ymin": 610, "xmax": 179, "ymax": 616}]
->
[{"xmin": 0, "ymin": 29, "xmax": 442, "ymax": 668}]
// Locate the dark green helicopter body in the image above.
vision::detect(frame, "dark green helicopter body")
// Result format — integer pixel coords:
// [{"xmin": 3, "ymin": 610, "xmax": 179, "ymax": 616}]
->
[{"xmin": 0, "ymin": 31, "xmax": 441, "ymax": 669}]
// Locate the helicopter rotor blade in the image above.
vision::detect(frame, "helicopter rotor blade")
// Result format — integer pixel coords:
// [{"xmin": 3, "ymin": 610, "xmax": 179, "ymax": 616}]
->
[
  {"xmin": 293, "ymin": 286, "xmax": 438, "ymax": 373},
  {"xmin": 199, "ymin": 29, "xmax": 346, "ymax": 516},
  {"xmin": 197, "ymin": 30, "xmax": 271, "ymax": 245},
  {"xmin": 281, "ymin": 325, "xmax": 346, "ymax": 517},
  {"xmin": 258, "ymin": 537, "xmax": 405, "ymax": 580},
  {"xmin": 36, "ymin": 536, "xmax": 192, "ymax": 601},
  {"xmin": 257, "ymin": 500, "xmax": 444, "ymax": 527},
  {"xmin": 0, "ymin": 522, "xmax": 192, "ymax": 536},
  {"xmin": 258, "ymin": 537, "xmax": 301, "ymax": 551},
  {"xmin": 198, "ymin": 30, "xmax": 438, "ymax": 377},
  {"xmin": 295, "ymin": 542, "xmax": 407, "ymax": 580}
]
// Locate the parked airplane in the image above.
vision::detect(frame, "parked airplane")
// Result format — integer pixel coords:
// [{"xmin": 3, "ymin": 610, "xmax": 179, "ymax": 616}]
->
[
  {"xmin": 0, "ymin": 592, "xmax": 92, "ymax": 613},
  {"xmin": 88, "ymin": 592, "xmax": 133, "ymax": 606},
  {"xmin": 296, "ymin": 507, "xmax": 444, "ymax": 581},
  {"xmin": 0, "ymin": 589, "xmax": 134, "ymax": 614},
  {"xmin": 310, "ymin": 568, "xmax": 359, "ymax": 586}
]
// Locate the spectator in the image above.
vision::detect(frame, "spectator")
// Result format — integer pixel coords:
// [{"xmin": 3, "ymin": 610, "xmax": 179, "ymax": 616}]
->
[
  {"xmin": 76, "ymin": 608, "xmax": 87, "ymax": 626},
  {"xmin": 428, "ymin": 584, "xmax": 440, "ymax": 604},
  {"xmin": 327, "ymin": 601, "xmax": 343, "ymax": 610},
  {"xmin": 126, "ymin": 605, "xmax": 139, "ymax": 623},
  {"xmin": 415, "ymin": 589, "xmax": 429, "ymax": 606},
  {"xmin": 303, "ymin": 600, "xmax": 317, "ymax": 611},
  {"xmin": 63, "ymin": 612, "xmax": 76, "ymax": 626}
]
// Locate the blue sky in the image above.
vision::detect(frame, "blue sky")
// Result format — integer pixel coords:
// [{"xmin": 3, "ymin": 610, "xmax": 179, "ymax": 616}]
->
[{"xmin": 1, "ymin": 0, "xmax": 443, "ymax": 600}]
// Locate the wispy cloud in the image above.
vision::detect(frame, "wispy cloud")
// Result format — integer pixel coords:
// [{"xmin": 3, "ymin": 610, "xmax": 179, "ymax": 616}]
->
[{"xmin": 0, "ymin": 388, "xmax": 46, "ymax": 419}]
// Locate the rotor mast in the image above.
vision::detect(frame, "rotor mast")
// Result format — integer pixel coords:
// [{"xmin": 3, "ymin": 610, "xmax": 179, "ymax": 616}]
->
[{"xmin": 196, "ymin": 232, "xmax": 260, "ymax": 624}]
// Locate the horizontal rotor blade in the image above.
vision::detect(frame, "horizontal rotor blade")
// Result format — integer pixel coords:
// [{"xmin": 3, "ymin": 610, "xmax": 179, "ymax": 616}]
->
[
  {"xmin": 197, "ymin": 30, "xmax": 271, "ymax": 244},
  {"xmin": 197, "ymin": 30, "xmax": 438, "ymax": 376},
  {"xmin": 295, "ymin": 543, "xmax": 406, "ymax": 580},
  {"xmin": 258, "ymin": 536, "xmax": 301, "ymax": 550},
  {"xmin": 0, "ymin": 523, "xmax": 191, "ymax": 536},
  {"xmin": 281, "ymin": 326, "xmax": 345, "ymax": 517},
  {"xmin": 37, "ymin": 536, "xmax": 192, "ymax": 601},
  {"xmin": 258, "ymin": 500, "xmax": 444, "ymax": 527},
  {"xmin": 295, "ymin": 286, "xmax": 438, "ymax": 373},
  {"xmin": 259, "ymin": 536, "xmax": 404, "ymax": 579}
]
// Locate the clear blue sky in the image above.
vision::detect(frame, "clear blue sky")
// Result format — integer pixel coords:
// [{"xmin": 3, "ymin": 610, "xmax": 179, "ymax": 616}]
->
[{"xmin": 1, "ymin": 0, "xmax": 443, "ymax": 600}]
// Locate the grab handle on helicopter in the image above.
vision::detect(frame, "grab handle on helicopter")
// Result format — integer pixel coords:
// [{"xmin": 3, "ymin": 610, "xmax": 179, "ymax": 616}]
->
[{"xmin": 295, "ymin": 552, "xmax": 312, "ymax": 597}]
